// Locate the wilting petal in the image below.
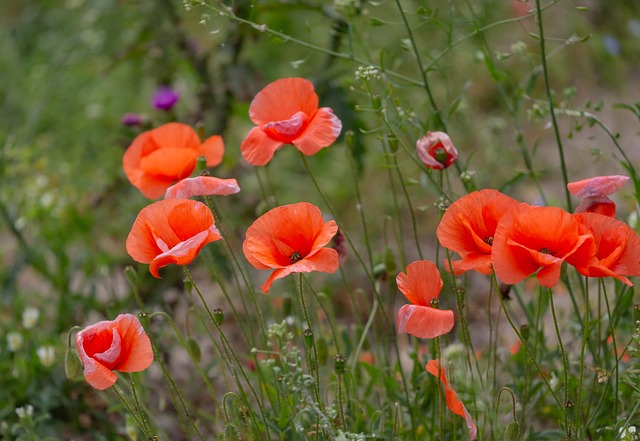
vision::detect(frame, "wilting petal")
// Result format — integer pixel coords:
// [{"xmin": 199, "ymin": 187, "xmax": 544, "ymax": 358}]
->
[
  {"xmin": 426, "ymin": 360, "xmax": 477, "ymax": 440},
  {"xmin": 293, "ymin": 107, "xmax": 342, "ymax": 156},
  {"xmin": 249, "ymin": 78, "xmax": 319, "ymax": 126},
  {"xmin": 260, "ymin": 248, "xmax": 339, "ymax": 293},
  {"xmin": 165, "ymin": 176, "xmax": 240, "ymax": 199},
  {"xmin": 568, "ymin": 175, "xmax": 629, "ymax": 198},
  {"xmin": 241, "ymin": 127, "xmax": 285, "ymax": 166},
  {"xmin": 575, "ymin": 196, "xmax": 616, "ymax": 217},
  {"xmin": 396, "ymin": 260, "xmax": 443, "ymax": 306},
  {"xmin": 397, "ymin": 305, "xmax": 454, "ymax": 338}
]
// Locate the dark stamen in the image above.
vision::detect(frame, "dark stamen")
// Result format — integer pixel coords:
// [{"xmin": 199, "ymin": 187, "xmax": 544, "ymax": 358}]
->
[
  {"xmin": 289, "ymin": 251, "xmax": 303, "ymax": 264},
  {"xmin": 484, "ymin": 236, "xmax": 494, "ymax": 246}
]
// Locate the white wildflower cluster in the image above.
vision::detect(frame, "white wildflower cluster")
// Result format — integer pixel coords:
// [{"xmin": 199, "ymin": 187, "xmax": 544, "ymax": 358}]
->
[
  {"xmin": 395, "ymin": 106, "xmax": 416, "ymax": 119},
  {"xmin": 37, "ymin": 345, "xmax": 56, "ymax": 367},
  {"xmin": 620, "ymin": 426, "xmax": 639, "ymax": 441},
  {"xmin": 355, "ymin": 66, "xmax": 381, "ymax": 82},
  {"xmin": 434, "ymin": 195, "xmax": 450, "ymax": 212},
  {"xmin": 460, "ymin": 170, "xmax": 476, "ymax": 182},
  {"xmin": 15, "ymin": 405, "xmax": 34, "ymax": 419},
  {"xmin": 7, "ymin": 332, "xmax": 23, "ymax": 352}
]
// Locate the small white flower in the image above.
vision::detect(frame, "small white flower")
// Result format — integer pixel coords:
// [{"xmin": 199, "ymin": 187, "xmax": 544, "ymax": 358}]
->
[
  {"xmin": 355, "ymin": 65, "xmax": 381, "ymax": 81},
  {"xmin": 15, "ymin": 405, "xmax": 33, "ymax": 419},
  {"xmin": 22, "ymin": 307, "xmax": 40, "ymax": 329},
  {"xmin": 7, "ymin": 332, "xmax": 23, "ymax": 352},
  {"xmin": 37, "ymin": 345, "xmax": 56, "ymax": 367}
]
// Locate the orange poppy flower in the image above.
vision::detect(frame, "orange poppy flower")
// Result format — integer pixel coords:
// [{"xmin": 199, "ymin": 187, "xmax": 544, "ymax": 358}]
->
[
  {"xmin": 76, "ymin": 314, "xmax": 153, "ymax": 390},
  {"xmin": 123, "ymin": 122, "xmax": 224, "ymax": 199},
  {"xmin": 567, "ymin": 175, "xmax": 629, "ymax": 217},
  {"xmin": 242, "ymin": 202, "xmax": 339, "ymax": 293},
  {"xmin": 436, "ymin": 189, "xmax": 519, "ymax": 275},
  {"xmin": 491, "ymin": 204, "xmax": 592, "ymax": 288},
  {"xmin": 164, "ymin": 176, "xmax": 240, "ymax": 199},
  {"xmin": 126, "ymin": 199, "xmax": 221, "ymax": 277},
  {"xmin": 396, "ymin": 260, "xmax": 454, "ymax": 339},
  {"xmin": 416, "ymin": 131, "xmax": 458, "ymax": 170},
  {"xmin": 240, "ymin": 78, "xmax": 342, "ymax": 166},
  {"xmin": 426, "ymin": 359, "xmax": 477, "ymax": 440},
  {"xmin": 566, "ymin": 212, "xmax": 640, "ymax": 285}
]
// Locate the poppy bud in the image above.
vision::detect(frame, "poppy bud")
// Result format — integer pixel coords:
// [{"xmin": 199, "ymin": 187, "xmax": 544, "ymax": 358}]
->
[
  {"xmin": 223, "ymin": 422, "xmax": 240, "ymax": 441},
  {"xmin": 65, "ymin": 347, "xmax": 82, "ymax": 380},
  {"xmin": 520, "ymin": 324, "xmax": 530, "ymax": 342},
  {"xmin": 430, "ymin": 298, "xmax": 440, "ymax": 309},
  {"xmin": 504, "ymin": 421, "xmax": 520, "ymax": 441},
  {"xmin": 186, "ymin": 337, "xmax": 201, "ymax": 362},
  {"xmin": 416, "ymin": 131, "xmax": 458, "ymax": 170}
]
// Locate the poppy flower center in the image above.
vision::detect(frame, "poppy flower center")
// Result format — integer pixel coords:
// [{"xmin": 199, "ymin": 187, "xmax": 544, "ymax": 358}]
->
[
  {"xmin": 432, "ymin": 146, "xmax": 448, "ymax": 165},
  {"xmin": 539, "ymin": 248, "xmax": 554, "ymax": 255},
  {"xmin": 263, "ymin": 111, "xmax": 309, "ymax": 141},
  {"xmin": 289, "ymin": 251, "xmax": 303, "ymax": 264},
  {"xmin": 484, "ymin": 236, "xmax": 493, "ymax": 246}
]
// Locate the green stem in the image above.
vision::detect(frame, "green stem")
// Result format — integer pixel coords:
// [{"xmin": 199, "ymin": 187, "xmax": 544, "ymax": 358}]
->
[
  {"xmin": 576, "ymin": 277, "xmax": 590, "ymax": 437},
  {"xmin": 534, "ymin": 0, "xmax": 572, "ymax": 211},
  {"xmin": 548, "ymin": 289, "xmax": 572, "ymax": 438},
  {"xmin": 298, "ymin": 274, "xmax": 321, "ymax": 406},
  {"xmin": 112, "ymin": 384, "xmax": 152, "ymax": 438}
]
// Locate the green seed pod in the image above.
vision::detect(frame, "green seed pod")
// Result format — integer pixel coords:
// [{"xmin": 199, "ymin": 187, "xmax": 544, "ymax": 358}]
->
[
  {"xmin": 520, "ymin": 324, "xmax": 530, "ymax": 342},
  {"xmin": 214, "ymin": 308, "xmax": 224, "ymax": 326},
  {"xmin": 373, "ymin": 262, "xmax": 387, "ymax": 280},
  {"xmin": 187, "ymin": 337, "xmax": 201, "ymax": 363},
  {"xmin": 65, "ymin": 347, "xmax": 82, "ymax": 380},
  {"xmin": 384, "ymin": 246, "xmax": 397, "ymax": 274},
  {"xmin": 303, "ymin": 328, "xmax": 314, "ymax": 349},
  {"xmin": 196, "ymin": 155, "xmax": 207, "ymax": 172},
  {"xmin": 334, "ymin": 354, "xmax": 346, "ymax": 375},
  {"xmin": 504, "ymin": 421, "xmax": 520, "ymax": 441},
  {"xmin": 429, "ymin": 298, "xmax": 440, "ymax": 309}
]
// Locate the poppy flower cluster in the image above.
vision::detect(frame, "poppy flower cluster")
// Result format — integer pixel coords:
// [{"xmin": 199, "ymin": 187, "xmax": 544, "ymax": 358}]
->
[{"xmin": 436, "ymin": 181, "xmax": 640, "ymax": 288}]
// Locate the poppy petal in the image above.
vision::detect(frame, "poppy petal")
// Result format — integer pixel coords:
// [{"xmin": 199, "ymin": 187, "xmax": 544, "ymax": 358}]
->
[
  {"xmin": 241, "ymin": 127, "xmax": 285, "ymax": 166},
  {"xmin": 397, "ymin": 304, "xmax": 454, "ymax": 338},
  {"xmin": 446, "ymin": 254, "xmax": 492, "ymax": 275},
  {"xmin": 260, "ymin": 248, "xmax": 339, "ymax": 293},
  {"xmin": 249, "ymin": 78, "xmax": 319, "ymax": 126},
  {"xmin": 113, "ymin": 314, "xmax": 154, "ymax": 372},
  {"xmin": 292, "ymin": 107, "xmax": 342, "ymax": 156},
  {"xmin": 149, "ymin": 122, "xmax": 200, "ymax": 151},
  {"xmin": 396, "ymin": 260, "xmax": 443, "ymax": 306},
  {"xmin": 567, "ymin": 175, "xmax": 629, "ymax": 198},
  {"xmin": 139, "ymin": 148, "xmax": 199, "ymax": 181},
  {"xmin": 81, "ymin": 357, "xmax": 119, "ymax": 390},
  {"xmin": 164, "ymin": 176, "xmax": 240, "ymax": 199},
  {"xmin": 149, "ymin": 228, "xmax": 221, "ymax": 278},
  {"xmin": 426, "ymin": 360, "xmax": 477, "ymax": 440},
  {"xmin": 574, "ymin": 196, "xmax": 616, "ymax": 217},
  {"xmin": 200, "ymin": 135, "xmax": 225, "ymax": 167}
]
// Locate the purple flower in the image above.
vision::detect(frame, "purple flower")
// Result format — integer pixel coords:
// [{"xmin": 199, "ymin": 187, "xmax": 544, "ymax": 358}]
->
[
  {"xmin": 121, "ymin": 112, "xmax": 143, "ymax": 126},
  {"xmin": 152, "ymin": 86, "xmax": 180, "ymax": 111}
]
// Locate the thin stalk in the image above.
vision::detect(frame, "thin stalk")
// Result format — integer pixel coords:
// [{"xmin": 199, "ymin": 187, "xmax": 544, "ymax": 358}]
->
[
  {"xmin": 128, "ymin": 374, "xmax": 152, "ymax": 437},
  {"xmin": 576, "ymin": 277, "xmax": 590, "ymax": 437},
  {"xmin": 534, "ymin": 0, "xmax": 572, "ymax": 211},
  {"xmin": 183, "ymin": 266, "xmax": 271, "ymax": 438},
  {"xmin": 298, "ymin": 274, "xmax": 322, "ymax": 405},
  {"xmin": 601, "ymin": 280, "xmax": 619, "ymax": 418},
  {"xmin": 112, "ymin": 384, "xmax": 152, "ymax": 439},
  {"xmin": 548, "ymin": 289, "xmax": 572, "ymax": 438}
]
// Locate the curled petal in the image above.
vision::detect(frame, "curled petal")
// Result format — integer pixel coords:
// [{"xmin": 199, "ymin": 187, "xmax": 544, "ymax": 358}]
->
[
  {"xmin": 249, "ymin": 78, "xmax": 319, "ymax": 126},
  {"xmin": 397, "ymin": 305, "xmax": 454, "ymax": 339},
  {"xmin": 292, "ymin": 107, "xmax": 342, "ymax": 156},
  {"xmin": 200, "ymin": 135, "xmax": 225, "ymax": 167},
  {"xmin": 149, "ymin": 227, "xmax": 221, "ymax": 278},
  {"xmin": 426, "ymin": 360, "xmax": 477, "ymax": 440},
  {"xmin": 396, "ymin": 260, "xmax": 443, "ymax": 306},
  {"xmin": 567, "ymin": 175, "xmax": 629, "ymax": 198},
  {"xmin": 165, "ymin": 176, "xmax": 240, "ymax": 199},
  {"xmin": 260, "ymin": 248, "xmax": 339, "ymax": 293}
]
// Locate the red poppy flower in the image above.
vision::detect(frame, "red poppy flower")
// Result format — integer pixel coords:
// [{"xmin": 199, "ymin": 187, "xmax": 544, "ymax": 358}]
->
[
  {"xmin": 242, "ymin": 202, "xmax": 339, "ymax": 293},
  {"xmin": 566, "ymin": 212, "xmax": 640, "ymax": 285},
  {"xmin": 437, "ymin": 189, "xmax": 519, "ymax": 275},
  {"xmin": 126, "ymin": 199, "xmax": 221, "ymax": 277},
  {"xmin": 416, "ymin": 131, "xmax": 458, "ymax": 170},
  {"xmin": 123, "ymin": 122, "xmax": 224, "ymax": 199},
  {"xmin": 240, "ymin": 78, "xmax": 342, "ymax": 166},
  {"xmin": 164, "ymin": 176, "xmax": 240, "ymax": 199},
  {"xmin": 492, "ymin": 204, "xmax": 592, "ymax": 288},
  {"xmin": 76, "ymin": 314, "xmax": 153, "ymax": 390},
  {"xmin": 567, "ymin": 175, "xmax": 629, "ymax": 217},
  {"xmin": 396, "ymin": 260, "xmax": 454, "ymax": 339},
  {"xmin": 426, "ymin": 359, "xmax": 477, "ymax": 440}
]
